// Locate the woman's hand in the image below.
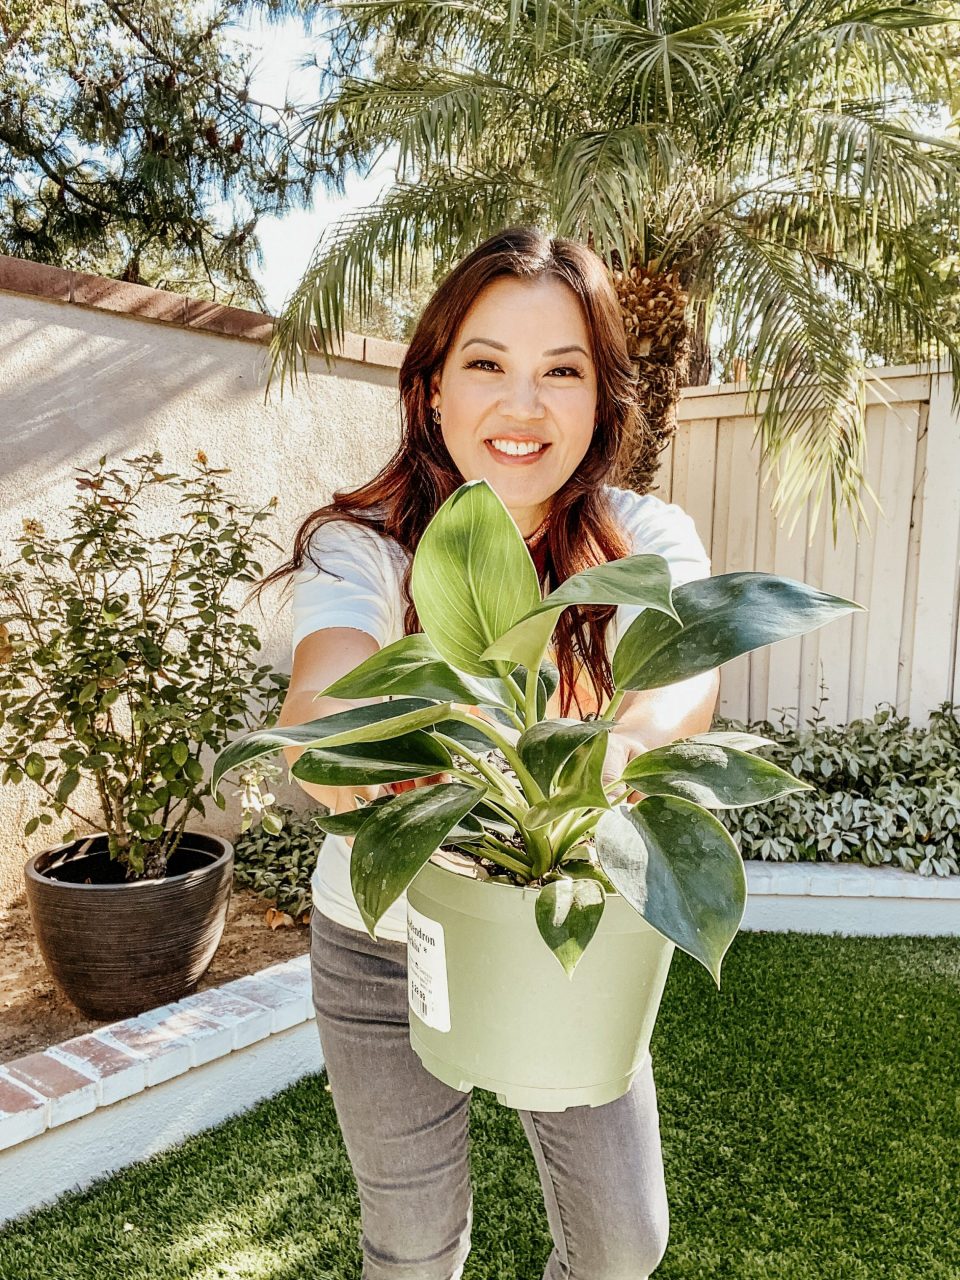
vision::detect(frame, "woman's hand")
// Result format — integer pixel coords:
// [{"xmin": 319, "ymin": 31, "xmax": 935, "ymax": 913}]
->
[
  {"xmin": 380, "ymin": 772, "xmax": 452, "ymax": 796},
  {"xmin": 601, "ymin": 727, "xmax": 647, "ymax": 804}
]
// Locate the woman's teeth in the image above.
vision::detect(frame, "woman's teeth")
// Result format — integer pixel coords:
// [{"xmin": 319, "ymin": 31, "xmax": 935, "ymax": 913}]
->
[{"xmin": 487, "ymin": 439, "xmax": 546, "ymax": 456}]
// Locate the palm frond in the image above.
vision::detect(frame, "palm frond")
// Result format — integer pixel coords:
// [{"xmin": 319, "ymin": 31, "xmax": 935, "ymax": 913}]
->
[
  {"xmin": 716, "ymin": 230, "xmax": 880, "ymax": 543},
  {"xmin": 267, "ymin": 168, "xmax": 543, "ymax": 391}
]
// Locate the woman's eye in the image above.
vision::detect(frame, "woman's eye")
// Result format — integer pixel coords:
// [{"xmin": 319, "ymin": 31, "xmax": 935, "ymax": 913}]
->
[{"xmin": 464, "ymin": 359, "xmax": 583, "ymax": 378}]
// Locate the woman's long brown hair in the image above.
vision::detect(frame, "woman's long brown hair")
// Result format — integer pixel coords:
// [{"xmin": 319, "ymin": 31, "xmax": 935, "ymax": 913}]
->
[{"xmin": 253, "ymin": 225, "xmax": 651, "ymax": 717}]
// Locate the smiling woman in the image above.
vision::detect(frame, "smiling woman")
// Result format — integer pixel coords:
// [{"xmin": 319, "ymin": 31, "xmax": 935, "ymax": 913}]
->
[{"xmin": 245, "ymin": 225, "xmax": 715, "ymax": 1280}]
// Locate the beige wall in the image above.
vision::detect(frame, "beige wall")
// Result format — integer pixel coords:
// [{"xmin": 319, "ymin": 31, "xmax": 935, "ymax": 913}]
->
[{"xmin": 0, "ymin": 279, "xmax": 404, "ymax": 910}]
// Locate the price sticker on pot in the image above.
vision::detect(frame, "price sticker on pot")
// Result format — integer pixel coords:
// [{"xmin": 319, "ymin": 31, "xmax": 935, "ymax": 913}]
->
[{"xmin": 407, "ymin": 902, "xmax": 451, "ymax": 1032}]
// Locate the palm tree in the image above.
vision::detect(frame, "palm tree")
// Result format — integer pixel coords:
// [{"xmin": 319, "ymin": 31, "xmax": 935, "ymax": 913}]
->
[{"xmin": 272, "ymin": 0, "xmax": 960, "ymax": 540}]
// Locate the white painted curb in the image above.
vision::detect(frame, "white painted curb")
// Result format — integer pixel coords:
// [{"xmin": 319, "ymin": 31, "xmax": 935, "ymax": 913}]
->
[
  {"xmin": 0, "ymin": 955, "xmax": 323, "ymax": 1227},
  {"xmin": 741, "ymin": 860, "xmax": 960, "ymax": 935}
]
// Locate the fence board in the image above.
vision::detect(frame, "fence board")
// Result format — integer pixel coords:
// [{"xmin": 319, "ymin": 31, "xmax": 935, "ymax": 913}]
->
[
  {"xmin": 671, "ymin": 368, "xmax": 956, "ymax": 727},
  {"xmin": 909, "ymin": 377, "xmax": 960, "ymax": 722}
]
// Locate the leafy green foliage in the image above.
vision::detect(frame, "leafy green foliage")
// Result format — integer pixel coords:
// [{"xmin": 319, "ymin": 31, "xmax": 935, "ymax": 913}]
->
[
  {"xmin": 0, "ymin": 450, "xmax": 288, "ymax": 878},
  {"xmin": 716, "ymin": 695, "xmax": 960, "ymax": 878},
  {"xmin": 213, "ymin": 479, "xmax": 859, "ymax": 979},
  {"xmin": 0, "ymin": 0, "xmax": 319, "ymax": 301},
  {"xmin": 232, "ymin": 802, "xmax": 322, "ymax": 918}
]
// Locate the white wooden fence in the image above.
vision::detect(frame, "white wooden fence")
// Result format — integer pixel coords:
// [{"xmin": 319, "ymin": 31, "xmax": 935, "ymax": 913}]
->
[{"xmin": 658, "ymin": 363, "xmax": 960, "ymax": 730}]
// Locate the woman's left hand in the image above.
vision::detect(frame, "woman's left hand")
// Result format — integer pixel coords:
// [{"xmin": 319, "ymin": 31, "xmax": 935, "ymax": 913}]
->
[{"xmin": 601, "ymin": 727, "xmax": 647, "ymax": 804}]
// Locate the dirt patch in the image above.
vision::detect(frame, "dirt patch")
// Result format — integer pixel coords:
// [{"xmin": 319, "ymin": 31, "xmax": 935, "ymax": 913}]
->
[{"xmin": 0, "ymin": 887, "xmax": 310, "ymax": 1063}]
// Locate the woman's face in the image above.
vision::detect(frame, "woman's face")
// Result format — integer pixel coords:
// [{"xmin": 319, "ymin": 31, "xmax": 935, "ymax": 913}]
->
[{"xmin": 429, "ymin": 275, "xmax": 598, "ymax": 537}]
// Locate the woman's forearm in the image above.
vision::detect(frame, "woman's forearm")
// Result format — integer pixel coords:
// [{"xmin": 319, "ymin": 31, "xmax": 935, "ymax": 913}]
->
[{"xmin": 277, "ymin": 689, "xmax": 384, "ymax": 814}]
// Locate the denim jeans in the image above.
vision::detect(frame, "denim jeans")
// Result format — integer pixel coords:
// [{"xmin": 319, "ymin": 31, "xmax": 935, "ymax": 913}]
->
[{"xmin": 309, "ymin": 906, "xmax": 671, "ymax": 1280}]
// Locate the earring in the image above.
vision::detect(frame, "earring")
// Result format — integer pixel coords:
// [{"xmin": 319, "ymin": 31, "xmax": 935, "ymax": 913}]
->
[{"xmin": 431, "ymin": 407, "xmax": 441, "ymax": 426}]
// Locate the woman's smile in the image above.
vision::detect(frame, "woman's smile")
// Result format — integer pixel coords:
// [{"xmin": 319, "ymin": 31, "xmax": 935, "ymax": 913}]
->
[{"xmin": 484, "ymin": 438, "xmax": 553, "ymax": 464}]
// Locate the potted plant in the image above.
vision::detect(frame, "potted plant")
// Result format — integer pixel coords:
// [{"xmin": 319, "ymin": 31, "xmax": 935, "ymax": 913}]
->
[
  {"xmin": 211, "ymin": 480, "xmax": 863, "ymax": 1109},
  {"xmin": 1, "ymin": 451, "xmax": 287, "ymax": 1020}
]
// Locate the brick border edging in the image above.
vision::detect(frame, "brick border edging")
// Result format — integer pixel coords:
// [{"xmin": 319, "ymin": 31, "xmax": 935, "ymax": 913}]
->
[
  {"xmin": 0, "ymin": 254, "xmax": 406, "ymax": 368},
  {"xmin": 0, "ymin": 953, "xmax": 317, "ymax": 1152}
]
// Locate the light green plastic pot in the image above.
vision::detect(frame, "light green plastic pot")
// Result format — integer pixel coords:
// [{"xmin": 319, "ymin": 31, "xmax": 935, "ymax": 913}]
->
[{"xmin": 405, "ymin": 854, "xmax": 675, "ymax": 1111}]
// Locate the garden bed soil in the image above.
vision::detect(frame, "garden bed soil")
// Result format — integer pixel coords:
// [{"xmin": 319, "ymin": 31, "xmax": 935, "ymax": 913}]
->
[{"xmin": 0, "ymin": 886, "xmax": 310, "ymax": 1063}]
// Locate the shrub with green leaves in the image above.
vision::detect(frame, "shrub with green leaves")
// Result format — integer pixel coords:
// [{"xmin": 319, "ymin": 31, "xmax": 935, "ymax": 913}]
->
[
  {"xmin": 716, "ymin": 696, "xmax": 960, "ymax": 877},
  {"xmin": 232, "ymin": 803, "xmax": 325, "ymax": 919},
  {"xmin": 0, "ymin": 451, "xmax": 288, "ymax": 878}
]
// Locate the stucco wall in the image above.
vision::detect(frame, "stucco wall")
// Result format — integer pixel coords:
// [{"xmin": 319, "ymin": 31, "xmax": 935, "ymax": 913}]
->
[{"xmin": 0, "ymin": 263, "xmax": 407, "ymax": 910}]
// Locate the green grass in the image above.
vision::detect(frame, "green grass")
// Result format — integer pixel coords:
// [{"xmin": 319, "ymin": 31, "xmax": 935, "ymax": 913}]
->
[{"xmin": 3, "ymin": 933, "xmax": 958, "ymax": 1279}]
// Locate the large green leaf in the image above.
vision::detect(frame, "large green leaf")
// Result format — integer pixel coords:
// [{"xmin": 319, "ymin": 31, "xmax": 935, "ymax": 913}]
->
[
  {"xmin": 481, "ymin": 554, "xmax": 680, "ymax": 671},
  {"xmin": 517, "ymin": 717, "xmax": 614, "ymax": 793},
  {"xmin": 534, "ymin": 876, "xmax": 606, "ymax": 979},
  {"xmin": 350, "ymin": 781, "xmax": 486, "ymax": 936},
  {"xmin": 410, "ymin": 481, "xmax": 541, "ymax": 677},
  {"xmin": 313, "ymin": 795, "xmax": 393, "ymax": 836},
  {"xmin": 525, "ymin": 732, "xmax": 611, "ymax": 828},
  {"xmin": 292, "ymin": 732, "xmax": 451, "ymax": 786},
  {"xmin": 594, "ymin": 799, "xmax": 747, "ymax": 987},
  {"xmin": 317, "ymin": 798, "xmax": 486, "ymax": 844},
  {"xmin": 320, "ymin": 632, "xmax": 515, "ymax": 709},
  {"xmin": 210, "ymin": 697, "xmax": 450, "ymax": 798},
  {"xmin": 613, "ymin": 572, "xmax": 864, "ymax": 692},
  {"xmin": 621, "ymin": 741, "xmax": 815, "ymax": 809}
]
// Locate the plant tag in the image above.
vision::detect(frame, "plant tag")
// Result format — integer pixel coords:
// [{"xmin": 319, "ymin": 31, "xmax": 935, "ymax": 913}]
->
[{"xmin": 407, "ymin": 902, "xmax": 451, "ymax": 1032}]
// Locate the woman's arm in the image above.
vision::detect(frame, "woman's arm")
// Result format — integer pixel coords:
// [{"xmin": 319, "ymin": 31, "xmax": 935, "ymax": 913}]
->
[
  {"xmin": 603, "ymin": 669, "xmax": 721, "ymax": 799},
  {"xmin": 278, "ymin": 627, "xmax": 387, "ymax": 819}
]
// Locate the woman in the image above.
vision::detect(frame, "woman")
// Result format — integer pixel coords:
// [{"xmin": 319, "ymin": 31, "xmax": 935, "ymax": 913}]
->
[{"xmin": 261, "ymin": 226, "xmax": 718, "ymax": 1279}]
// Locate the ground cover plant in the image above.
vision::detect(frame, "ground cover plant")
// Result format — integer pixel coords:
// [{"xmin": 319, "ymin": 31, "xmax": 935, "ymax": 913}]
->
[
  {"xmin": 718, "ymin": 695, "xmax": 960, "ymax": 877},
  {"xmin": 2, "ymin": 931, "xmax": 957, "ymax": 1280}
]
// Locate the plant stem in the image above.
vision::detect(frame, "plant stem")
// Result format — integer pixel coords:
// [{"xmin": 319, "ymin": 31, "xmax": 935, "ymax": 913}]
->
[
  {"xmin": 432, "ymin": 732, "xmax": 526, "ymax": 810},
  {"xmin": 555, "ymin": 810, "xmax": 601, "ymax": 858},
  {"xmin": 476, "ymin": 838, "xmax": 532, "ymax": 879},
  {"xmin": 502, "ymin": 671, "xmax": 527, "ymax": 715},
  {"xmin": 598, "ymin": 689, "xmax": 627, "ymax": 721},
  {"xmin": 524, "ymin": 662, "xmax": 539, "ymax": 726},
  {"xmin": 439, "ymin": 711, "xmax": 545, "ymax": 806}
]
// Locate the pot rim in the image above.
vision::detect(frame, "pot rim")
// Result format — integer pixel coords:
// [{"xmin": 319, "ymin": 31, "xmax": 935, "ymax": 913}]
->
[{"xmin": 24, "ymin": 828, "xmax": 233, "ymax": 891}]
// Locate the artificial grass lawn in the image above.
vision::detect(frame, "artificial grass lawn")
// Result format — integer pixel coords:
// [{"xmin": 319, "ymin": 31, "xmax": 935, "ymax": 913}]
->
[{"xmin": 2, "ymin": 932, "xmax": 958, "ymax": 1280}]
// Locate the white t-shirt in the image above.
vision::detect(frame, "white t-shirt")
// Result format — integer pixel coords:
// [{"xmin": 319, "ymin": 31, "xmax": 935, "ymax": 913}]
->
[{"xmin": 290, "ymin": 484, "xmax": 712, "ymax": 941}]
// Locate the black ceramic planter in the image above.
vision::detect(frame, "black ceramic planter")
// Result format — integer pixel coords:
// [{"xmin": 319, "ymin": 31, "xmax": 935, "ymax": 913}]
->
[{"xmin": 23, "ymin": 829, "xmax": 233, "ymax": 1020}]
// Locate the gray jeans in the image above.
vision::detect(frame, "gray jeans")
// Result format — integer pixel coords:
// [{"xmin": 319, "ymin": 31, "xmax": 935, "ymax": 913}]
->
[{"xmin": 309, "ymin": 906, "xmax": 671, "ymax": 1280}]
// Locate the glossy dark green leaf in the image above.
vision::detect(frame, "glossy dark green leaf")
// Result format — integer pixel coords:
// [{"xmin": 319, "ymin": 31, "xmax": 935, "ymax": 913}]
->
[
  {"xmin": 210, "ymin": 697, "xmax": 448, "ymax": 798},
  {"xmin": 525, "ymin": 732, "xmax": 611, "ymax": 828},
  {"xmin": 535, "ymin": 876, "xmax": 606, "ymax": 979},
  {"xmin": 613, "ymin": 572, "xmax": 864, "ymax": 692},
  {"xmin": 350, "ymin": 781, "xmax": 486, "ymax": 936},
  {"xmin": 411, "ymin": 481, "xmax": 540, "ymax": 677},
  {"xmin": 622, "ymin": 741, "xmax": 815, "ymax": 808},
  {"xmin": 517, "ymin": 718, "xmax": 614, "ymax": 793},
  {"xmin": 594, "ymin": 798, "xmax": 747, "ymax": 986},
  {"xmin": 292, "ymin": 733, "xmax": 451, "ymax": 786},
  {"xmin": 483, "ymin": 554, "xmax": 679, "ymax": 670},
  {"xmin": 313, "ymin": 795, "xmax": 395, "ymax": 836}
]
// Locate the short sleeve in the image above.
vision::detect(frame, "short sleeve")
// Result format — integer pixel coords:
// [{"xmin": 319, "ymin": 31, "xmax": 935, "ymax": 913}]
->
[
  {"xmin": 290, "ymin": 520, "xmax": 395, "ymax": 661},
  {"xmin": 604, "ymin": 488, "xmax": 712, "ymax": 657}
]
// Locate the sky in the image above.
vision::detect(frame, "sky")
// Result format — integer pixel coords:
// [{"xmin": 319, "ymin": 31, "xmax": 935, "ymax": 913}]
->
[{"xmin": 230, "ymin": 11, "xmax": 398, "ymax": 315}]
